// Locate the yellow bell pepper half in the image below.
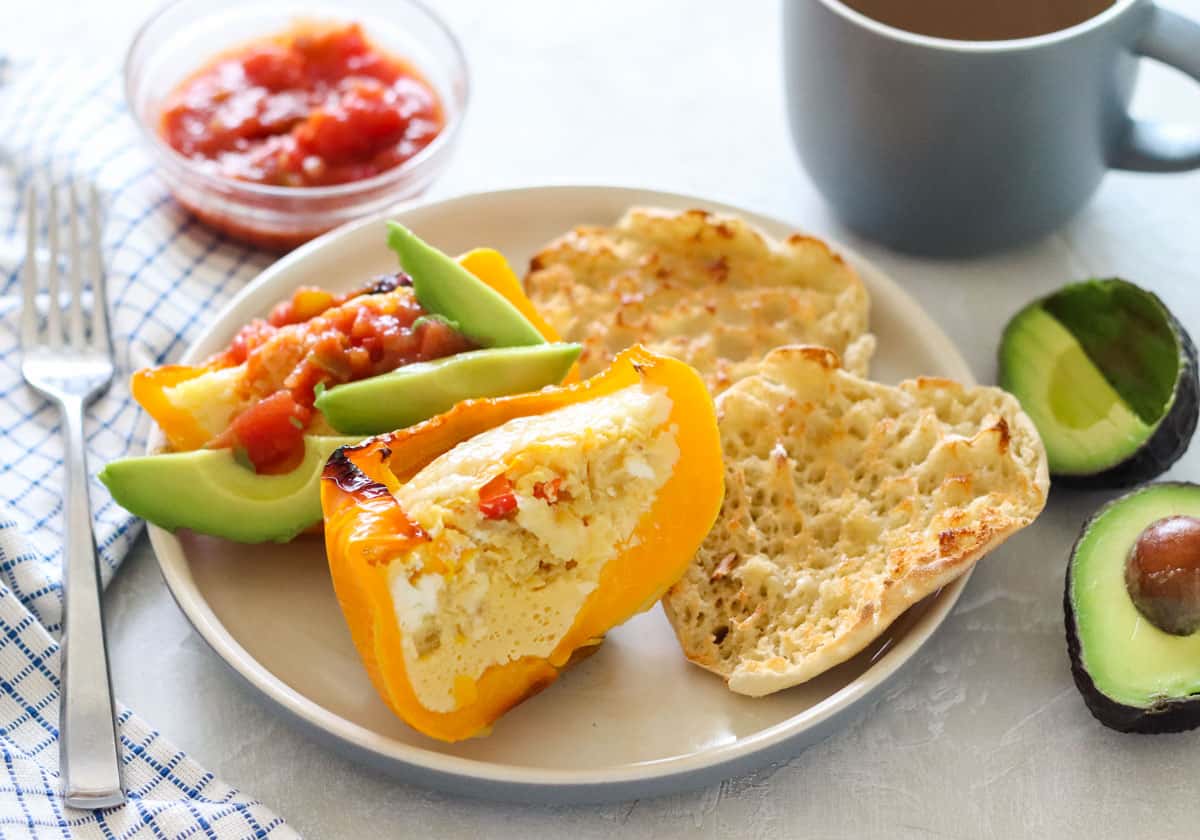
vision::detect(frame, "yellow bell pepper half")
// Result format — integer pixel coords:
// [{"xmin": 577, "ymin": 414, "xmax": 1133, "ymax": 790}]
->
[{"xmin": 319, "ymin": 346, "xmax": 724, "ymax": 742}]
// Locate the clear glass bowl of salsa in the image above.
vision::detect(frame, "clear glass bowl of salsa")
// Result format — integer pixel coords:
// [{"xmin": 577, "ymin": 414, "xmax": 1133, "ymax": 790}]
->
[{"xmin": 124, "ymin": 0, "xmax": 468, "ymax": 250}]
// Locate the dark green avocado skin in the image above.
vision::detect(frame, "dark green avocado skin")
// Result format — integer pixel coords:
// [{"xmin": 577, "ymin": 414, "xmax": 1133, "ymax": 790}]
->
[
  {"xmin": 1064, "ymin": 482, "xmax": 1200, "ymax": 733},
  {"xmin": 1056, "ymin": 306, "xmax": 1199, "ymax": 490}
]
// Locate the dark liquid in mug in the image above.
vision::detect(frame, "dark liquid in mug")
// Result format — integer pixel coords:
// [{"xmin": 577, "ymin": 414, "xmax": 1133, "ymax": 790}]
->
[{"xmin": 838, "ymin": 0, "xmax": 1115, "ymax": 40}]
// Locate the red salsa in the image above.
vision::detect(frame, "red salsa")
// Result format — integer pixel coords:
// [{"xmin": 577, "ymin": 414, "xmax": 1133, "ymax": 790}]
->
[
  {"xmin": 160, "ymin": 23, "xmax": 445, "ymax": 188},
  {"xmin": 208, "ymin": 276, "xmax": 474, "ymax": 472}
]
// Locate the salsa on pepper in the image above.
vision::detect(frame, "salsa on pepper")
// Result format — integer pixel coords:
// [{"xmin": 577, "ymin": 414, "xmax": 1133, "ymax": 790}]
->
[
  {"xmin": 208, "ymin": 275, "xmax": 474, "ymax": 473},
  {"xmin": 160, "ymin": 23, "xmax": 445, "ymax": 188}
]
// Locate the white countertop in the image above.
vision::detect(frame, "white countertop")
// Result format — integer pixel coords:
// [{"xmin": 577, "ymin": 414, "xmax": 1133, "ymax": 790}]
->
[{"xmin": 11, "ymin": 0, "xmax": 1200, "ymax": 836}]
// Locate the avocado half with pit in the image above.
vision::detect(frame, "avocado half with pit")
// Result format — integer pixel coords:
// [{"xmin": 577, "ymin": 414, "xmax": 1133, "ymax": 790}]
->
[
  {"xmin": 1066, "ymin": 482, "xmax": 1200, "ymax": 733},
  {"xmin": 999, "ymin": 278, "xmax": 1197, "ymax": 488}
]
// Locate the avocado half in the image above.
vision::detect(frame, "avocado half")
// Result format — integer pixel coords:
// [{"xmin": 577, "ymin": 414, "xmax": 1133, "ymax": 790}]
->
[
  {"xmin": 1066, "ymin": 482, "xmax": 1200, "ymax": 733},
  {"xmin": 999, "ymin": 278, "xmax": 1197, "ymax": 488}
]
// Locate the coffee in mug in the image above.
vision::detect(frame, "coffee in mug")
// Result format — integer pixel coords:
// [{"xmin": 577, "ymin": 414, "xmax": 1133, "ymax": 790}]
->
[{"xmin": 838, "ymin": 0, "xmax": 1115, "ymax": 41}]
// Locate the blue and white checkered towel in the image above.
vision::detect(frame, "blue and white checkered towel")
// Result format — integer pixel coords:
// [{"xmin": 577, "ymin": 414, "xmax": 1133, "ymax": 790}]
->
[{"xmin": 0, "ymin": 56, "xmax": 296, "ymax": 837}]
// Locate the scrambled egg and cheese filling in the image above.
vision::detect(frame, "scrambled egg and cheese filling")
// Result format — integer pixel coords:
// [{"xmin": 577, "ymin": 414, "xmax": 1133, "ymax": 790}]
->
[
  {"xmin": 388, "ymin": 383, "xmax": 679, "ymax": 713},
  {"xmin": 164, "ymin": 364, "xmax": 337, "ymax": 437},
  {"xmin": 164, "ymin": 366, "xmax": 249, "ymax": 438}
]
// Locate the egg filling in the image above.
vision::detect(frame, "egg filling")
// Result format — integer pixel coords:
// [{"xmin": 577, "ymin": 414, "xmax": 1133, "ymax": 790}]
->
[
  {"xmin": 165, "ymin": 366, "xmax": 248, "ymax": 438},
  {"xmin": 388, "ymin": 383, "xmax": 679, "ymax": 713}
]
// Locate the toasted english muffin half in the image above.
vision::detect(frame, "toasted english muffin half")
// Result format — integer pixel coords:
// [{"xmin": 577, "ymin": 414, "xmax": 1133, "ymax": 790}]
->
[
  {"xmin": 525, "ymin": 207, "xmax": 875, "ymax": 393},
  {"xmin": 662, "ymin": 346, "xmax": 1049, "ymax": 696}
]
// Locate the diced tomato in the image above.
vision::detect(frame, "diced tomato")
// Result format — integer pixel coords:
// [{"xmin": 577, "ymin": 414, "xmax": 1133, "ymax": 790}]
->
[
  {"xmin": 294, "ymin": 82, "xmax": 407, "ymax": 162},
  {"xmin": 345, "ymin": 345, "xmax": 371, "ymax": 374},
  {"xmin": 220, "ymin": 391, "xmax": 312, "ymax": 473},
  {"xmin": 533, "ymin": 477, "xmax": 564, "ymax": 505},
  {"xmin": 307, "ymin": 332, "xmax": 354, "ymax": 380},
  {"xmin": 240, "ymin": 45, "xmax": 305, "ymax": 91},
  {"xmin": 418, "ymin": 318, "xmax": 473, "ymax": 360},
  {"xmin": 478, "ymin": 474, "xmax": 518, "ymax": 520},
  {"xmin": 220, "ymin": 319, "xmax": 277, "ymax": 366},
  {"xmin": 292, "ymin": 24, "xmax": 370, "ymax": 78},
  {"xmin": 269, "ymin": 286, "xmax": 337, "ymax": 326}
]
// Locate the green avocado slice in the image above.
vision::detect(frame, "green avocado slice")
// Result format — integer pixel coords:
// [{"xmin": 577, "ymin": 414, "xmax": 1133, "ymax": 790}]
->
[
  {"xmin": 315, "ymin": 343, "xmax": 581, "ymax": 436},
  {"xmin": 999, "ymin": 278, "xmax": 1197, "ymax": 488},
  {"xmin": 99, "ymin": 435, "xmax": 361, "ymax": 544},
  {"xmin": 386, "ymin": 221, "xmax": 545, "ymax": 349},
  {"xmin": 1067, "ymin": 482, "xmax": 1200, "ymax": 732}
]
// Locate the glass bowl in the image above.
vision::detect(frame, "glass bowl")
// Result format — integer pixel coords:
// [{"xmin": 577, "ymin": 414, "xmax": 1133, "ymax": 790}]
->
[{"xmin": 124, "ymin": 0, "xmax": 469, "ymax": 250}]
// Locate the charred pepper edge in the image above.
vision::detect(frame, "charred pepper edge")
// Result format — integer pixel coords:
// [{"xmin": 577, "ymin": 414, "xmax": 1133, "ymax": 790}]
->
[{"xmin": 323, "ymin": 445, "xmax": 393, "ymax": 500}]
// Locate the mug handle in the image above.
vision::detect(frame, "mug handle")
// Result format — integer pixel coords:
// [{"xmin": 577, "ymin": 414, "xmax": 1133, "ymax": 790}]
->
[{"xmin": 1112, "ymin": 4, "xmax": 1200, "ymax": 172}]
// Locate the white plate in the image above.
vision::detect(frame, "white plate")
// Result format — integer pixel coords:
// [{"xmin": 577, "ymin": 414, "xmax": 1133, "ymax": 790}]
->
[{"xmin": 149, "ymin": 185, "xmax": 974, "ymax": 803}]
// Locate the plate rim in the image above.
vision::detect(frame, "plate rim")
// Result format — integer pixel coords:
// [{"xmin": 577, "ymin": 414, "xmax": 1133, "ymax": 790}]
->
[{"xmin": 147, "ymin": 183, "xmax": 974, "ymax": 797}]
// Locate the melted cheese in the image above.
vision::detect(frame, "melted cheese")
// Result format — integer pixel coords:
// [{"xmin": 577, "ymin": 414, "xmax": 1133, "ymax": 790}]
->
[{"xmin": 388, "ymin": 383, "xmax": 679, "ymax": 713}]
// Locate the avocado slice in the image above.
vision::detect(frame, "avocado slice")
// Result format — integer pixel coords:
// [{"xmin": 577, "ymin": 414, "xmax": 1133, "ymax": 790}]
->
[
  {"xmin": 315, "ymin": 343, "xmax": 581, "ymax": 436},
  {"xmin": 999, "ymin": 278, "xmax": 1198, "ymax": 488},
  {"xmin": 386, "ymin": 222, "xmax": 545, "ymax": 349},
  {"xmin": 1066, "ymin": 482, "xmax": 1200, "ymax": 733},
  {"xmin": 99, "ymin": 435, "xmax": 361, "ymax": 543}
]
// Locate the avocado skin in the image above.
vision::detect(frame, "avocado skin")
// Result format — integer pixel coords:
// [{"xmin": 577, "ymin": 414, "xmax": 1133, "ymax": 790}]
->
[
  {"xmin": 1064, "ymin": 482, "xmax": 1200, "ymax": 733},
  {"xmin": 1053, "ymin": 313, "xmax": 1198, "ymax": 490}
]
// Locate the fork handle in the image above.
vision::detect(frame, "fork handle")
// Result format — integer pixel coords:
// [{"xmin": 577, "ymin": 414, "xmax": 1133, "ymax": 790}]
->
[{"xmin": 57, "ymin": 396, "xmax": 124, "ymax": 809}]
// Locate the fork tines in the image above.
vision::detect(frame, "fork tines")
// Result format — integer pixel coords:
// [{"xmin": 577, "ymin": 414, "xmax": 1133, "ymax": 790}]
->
[{"xmin": 21, "ymin": 182, "xmax": 110, "ymax": 355}]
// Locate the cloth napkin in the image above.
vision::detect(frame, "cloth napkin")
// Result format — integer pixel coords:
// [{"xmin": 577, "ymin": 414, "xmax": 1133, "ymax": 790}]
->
[{"xmin": 0, "ymin": 56, "xmax": 297, "ymax": 837}]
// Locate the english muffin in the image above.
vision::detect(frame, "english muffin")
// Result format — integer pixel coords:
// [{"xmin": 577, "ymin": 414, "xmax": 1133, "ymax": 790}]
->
[
  {"xmin": 525, "ymin": 207, "xmax": 875, "ymax": 393},
  {"xmin": 662, "ymin": 346, "xmax": 1048, "ymax": 696}
]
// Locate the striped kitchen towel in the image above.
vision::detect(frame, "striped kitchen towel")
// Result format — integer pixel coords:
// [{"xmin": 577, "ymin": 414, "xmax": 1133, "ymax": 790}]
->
[{"xmin": 0, "ymin": 55, "xmax": 297, "ymax": 837}]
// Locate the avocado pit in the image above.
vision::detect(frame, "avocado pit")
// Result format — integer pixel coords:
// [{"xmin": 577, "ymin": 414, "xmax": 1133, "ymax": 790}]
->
[{"xmin": 1126, "ymin": 515, "xmax": 1200, "ymax": 636}]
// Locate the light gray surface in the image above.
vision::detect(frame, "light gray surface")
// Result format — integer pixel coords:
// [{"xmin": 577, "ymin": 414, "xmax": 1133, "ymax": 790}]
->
[{"xmin": 11, "ymin": 0, "xmax": 1200, "ymax": 836}]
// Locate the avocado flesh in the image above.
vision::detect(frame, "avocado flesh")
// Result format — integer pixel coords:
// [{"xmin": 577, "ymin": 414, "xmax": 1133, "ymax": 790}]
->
[
  {"xmin": 1000, "ymin": 278, "xmax": 1197, "ymax": 487},
  {"xmin": 1041, "ymin": 279, "xmax": 1180, "ymax": 425},
  {"xmin": 99, "ymin": 435, "xmax": 361, "ymax": 543},
  {"xmin": 315, "ymin": 343, "xmax": 581, "ymax": 436},
  {"xmin": 1002, "ymin": 307, "xmax": 1150, "ymax": 475},
  {"xmin": 1067, "ymin": 483, "xmax": 1200, "ymax": 730},
  {"xmin": 386, "ymin": 222, "xmax": 545, "ymax": 349}
]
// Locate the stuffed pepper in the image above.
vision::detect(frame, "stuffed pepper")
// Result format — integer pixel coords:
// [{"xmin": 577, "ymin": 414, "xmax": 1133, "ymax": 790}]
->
[
  {"xmin": 101, "ymin": 225, "xmax": 580, "ymax": 543},
  {"xmin": 321, "ymin": 345, "xmax": 724, "ymax": 741}
]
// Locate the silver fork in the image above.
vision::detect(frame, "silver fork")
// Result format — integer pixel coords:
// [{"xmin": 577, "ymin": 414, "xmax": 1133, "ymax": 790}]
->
[{"xmin": 20, "ymin": 182, "xmax": 124, "ymax": 809}]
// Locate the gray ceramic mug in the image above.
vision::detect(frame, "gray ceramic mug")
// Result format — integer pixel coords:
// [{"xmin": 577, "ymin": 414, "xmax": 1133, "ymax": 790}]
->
[{"xmin": 783, "ymin": 0, "xmax": 1200, "ymax": 255}]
